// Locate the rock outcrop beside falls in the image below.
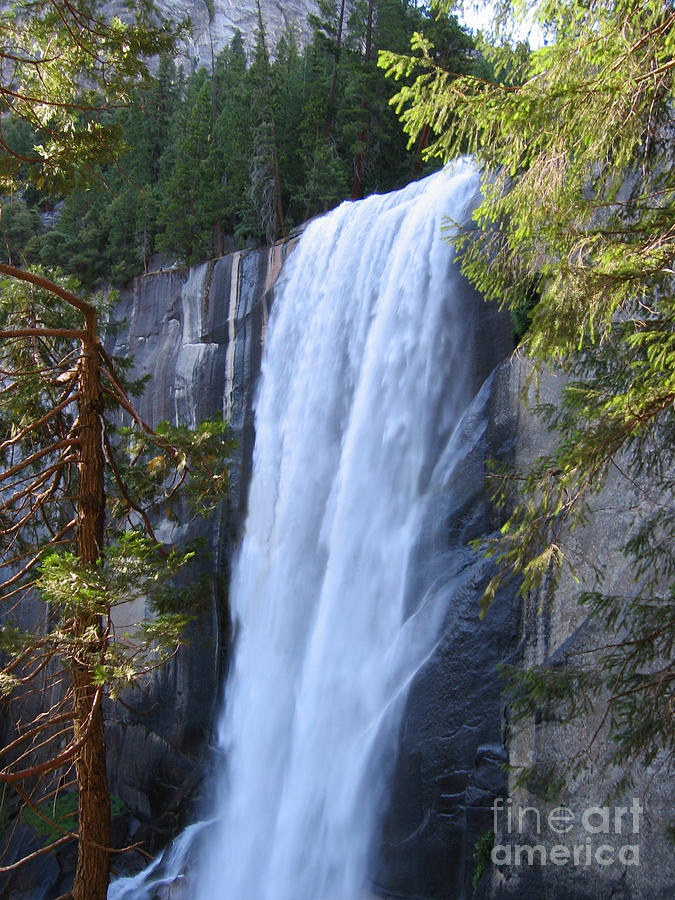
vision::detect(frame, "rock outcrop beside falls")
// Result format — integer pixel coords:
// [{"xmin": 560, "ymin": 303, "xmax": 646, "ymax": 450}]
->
[
  {"xmin": 474, "ymin": 363, "xmax": 673, "ymax": 900},
  {"xmin": 376, "ymin": 358, "xmax": 673, "ymax": 899},
  {"xmin": 101, "ymin": 241, "xmax": 295, "ymax": 869}
]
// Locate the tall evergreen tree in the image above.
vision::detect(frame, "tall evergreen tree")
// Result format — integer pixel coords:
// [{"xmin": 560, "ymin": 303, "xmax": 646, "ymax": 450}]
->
[
  {"xmin": 0, "ymin": 270, "xmax": 233, "ymax": 896},
  {"xmin": 351, "ymin": 0, "xmax": 375, "ymax": 198},
  {"xmin": 249, "ymin": 2, "xmax": 285, "ymax": 242},
  {"xmin": 299, "ymin": 6, "xmax": 347, "ymax": 217},
  {"xmin": 270, "ymin": 27, "xmax": 307, "ymax": 226},
  {"xmin": 308, "ymin": 0, "xmax": 349, "ymax": 137},
  {"xmin": 213, "ymin": 33, "xmax": 257, "ymax": 241},
  {"xmin": 157, "ymin": 70, "xmax": 226, "ymax": 261},
  {"xmin": 0, "ymin": 4, "xmax": 232, "ymax": 897}
]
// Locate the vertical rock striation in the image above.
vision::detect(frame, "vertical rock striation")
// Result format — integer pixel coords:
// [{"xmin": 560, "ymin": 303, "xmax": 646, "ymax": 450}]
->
[{"xmin": 103, "ymin": 240, "xmax": 295, "ymax": 856}]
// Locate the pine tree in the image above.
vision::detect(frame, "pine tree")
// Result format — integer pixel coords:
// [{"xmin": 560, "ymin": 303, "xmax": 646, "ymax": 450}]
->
[
  {"xmin": 270, "ymin": 27, "xmax": 307, "ymax": 226},
  {"xmin": 0, "ymin": 269, "xmax": 233, "ymax": 896},
  {"xmin": 380, "ymin": 0, "xmax": 675, "ymax": 777},
  {"xmin": 351, "ymin": 0, "xmax": 375, "ymax": 198},
  {"xmin": 248, "ymin": 2, "xmax": 285, "ymax": 242},
  {"xmin": 308, "ymin": 0, "xmax": 349, "ymax": 137},
  {"xmin": 213, "ymin": 33, "xmax": 257, "ymax": 241},
  {"xmin": 299, "ymin": 6, "xmax": 348, "ymax": 217},
  {"xmin": 0, "ymin": 0, "xmax": 182, "ymax": 193},
  {"xmin": 0, "ymin": 4, "xmax": 233, "ymax": 896},
  {"xmin": 157, "ymin": 71, "xmax": 226, "ymax": 262}
]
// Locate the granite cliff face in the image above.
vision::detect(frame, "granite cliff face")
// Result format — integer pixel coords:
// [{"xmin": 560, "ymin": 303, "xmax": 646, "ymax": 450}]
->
[
  {"xmin": 81, "ymin": 244, "xmax": 674, "ymax": 897},
  {"xmin": 472, "ymin": 362, "xmax": 673, "ymax": 900},
  {"xmin": 102, "ymin": 240, "xmax": 295, "ymax": 829},
  {"xmin": 103, "ymin": 0, "xmax": 318, "ymax": 66}
]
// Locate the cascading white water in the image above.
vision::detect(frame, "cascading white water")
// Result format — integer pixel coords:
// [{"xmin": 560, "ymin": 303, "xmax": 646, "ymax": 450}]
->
[
  {"xmin": 110, "ymin": 160, "xmax": 483, "ymax": 900},
  {"xmin": 197, "ymin": 160, "xmax": 480, "ymax": 900}
]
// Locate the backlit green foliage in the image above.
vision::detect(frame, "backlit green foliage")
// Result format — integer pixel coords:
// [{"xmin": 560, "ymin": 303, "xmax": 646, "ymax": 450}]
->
[
  {"xmin": 0, "ymin": 274, "xmax": 235, "ymax": 697},
  {"xmin": 381, "ymin": 0, "xmax": 674, "ymax": 777},
  {"xmin": 0, "ymin": 0, "xmax": 184, "ymax": 192}
]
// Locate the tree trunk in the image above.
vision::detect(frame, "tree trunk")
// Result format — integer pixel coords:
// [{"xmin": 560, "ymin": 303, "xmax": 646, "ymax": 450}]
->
[
  {"xmin": 72, "ymin": 314, "xmax": 110, "ymax": 900},
  {"xmin": 352, "ymin": 0, "xmax": 374, "ymax": 200},
  {"xmin": 256, "ymin": 0, "xmax": 285, "ymax": 239},
  {"xmin": 414, "ymin": 123, "xmax": 431, "ymax": 174},
  {"xmin": 325, "ymin": 0, "xmax": 346, "ymax": 138},
  {"xmin": 71, "ymin": 665, "xmax": 109, "ymax": 900}
]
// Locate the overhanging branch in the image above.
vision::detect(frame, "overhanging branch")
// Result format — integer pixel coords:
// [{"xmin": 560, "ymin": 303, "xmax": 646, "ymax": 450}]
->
[{"xmin": 0, "ymin": 264, "xmax": 96, "ymax": 321}]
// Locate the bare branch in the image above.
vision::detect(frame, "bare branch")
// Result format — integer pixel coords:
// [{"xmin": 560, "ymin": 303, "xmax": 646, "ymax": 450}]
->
[
  {"xmin": 0, "ymin": 834, "xmax": 74, "ymax": 873},
  {"xmin": 0, "ymin": 329, "xmax": 85, "ymax": 340},
  {"xmin": 0, "ymin": 438, "xmax": 79, "ymax": 486},
  {"xmin": 0, "ymin": 264, "xmax": 96, "ymax": 320},
  {"xmin": 0, "ymin": 685, "xmax": 102, "ymax": 783}
]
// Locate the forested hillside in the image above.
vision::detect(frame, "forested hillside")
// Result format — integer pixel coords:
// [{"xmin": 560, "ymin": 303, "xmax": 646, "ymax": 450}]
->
[{"xmin": 1, "ymin": 1, "xmax": 484, "ymax": 285}]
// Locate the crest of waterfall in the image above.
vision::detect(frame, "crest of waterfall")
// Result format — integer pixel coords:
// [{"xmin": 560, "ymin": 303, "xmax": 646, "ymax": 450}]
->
[{"xmin": 110, "ymin": 159, "xmax": 484, "ymax": 900}]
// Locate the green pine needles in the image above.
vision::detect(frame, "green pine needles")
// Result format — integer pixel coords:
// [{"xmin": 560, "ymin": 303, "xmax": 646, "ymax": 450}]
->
[
  {"xmin": 381, "ymin": 0, "xmax": 674, "ymax": 782},
  {"xmin": 0, "ymin": 268, "xmax": 234, "ymax": 894},
  {"xmin": 0, "ymin": 4, "xmax": 232, "ymax": 895},
  {"xmin": 0, "ymin": 0, "xmax": 184, "ymax": 193}
]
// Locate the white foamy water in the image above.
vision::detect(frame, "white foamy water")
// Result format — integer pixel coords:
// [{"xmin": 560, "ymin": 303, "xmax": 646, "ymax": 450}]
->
[{"xmin": 110, "ymin": 160, "xmax": 482, "ymax": 900}]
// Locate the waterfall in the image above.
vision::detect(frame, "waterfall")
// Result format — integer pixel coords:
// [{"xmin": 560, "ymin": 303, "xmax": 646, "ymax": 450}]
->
[{"xmin": 110, "ymin": 159, "xmax": 485, "ymax": 899}]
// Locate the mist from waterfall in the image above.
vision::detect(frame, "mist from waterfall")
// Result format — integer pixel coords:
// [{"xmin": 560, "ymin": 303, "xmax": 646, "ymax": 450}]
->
[{"xmin": 110, "ymin": 159, "xmax": 483, "ymax": 900}]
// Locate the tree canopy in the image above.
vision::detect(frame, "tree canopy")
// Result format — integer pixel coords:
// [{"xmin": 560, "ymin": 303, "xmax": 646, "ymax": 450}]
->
[
  {"xmin": 380, "ymin": 0, "xmax": 674, "ymax": 779},
  {"xmin": 2, "ymin": 1, "xmax": 487, "ymax": 277}
]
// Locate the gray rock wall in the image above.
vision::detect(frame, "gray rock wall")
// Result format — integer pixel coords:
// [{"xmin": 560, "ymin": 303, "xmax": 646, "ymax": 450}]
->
[
  {"xmin": 375, "ymin": 355, "xmax": 673, "ymax": 900},
  {"xmin": 102, "ymin": 0, "xmax": 318, "ymax": 67},
  {"xmin": 476, "ymin": 360, "xmax": 674, "ymax": 900},
  {"xmin": 103, "ymin": 241, "xmax": 295, "ymax": 860},
  {"xmin": 373, "ymin": 350, "xmax": 520, "ymax": 900}
]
